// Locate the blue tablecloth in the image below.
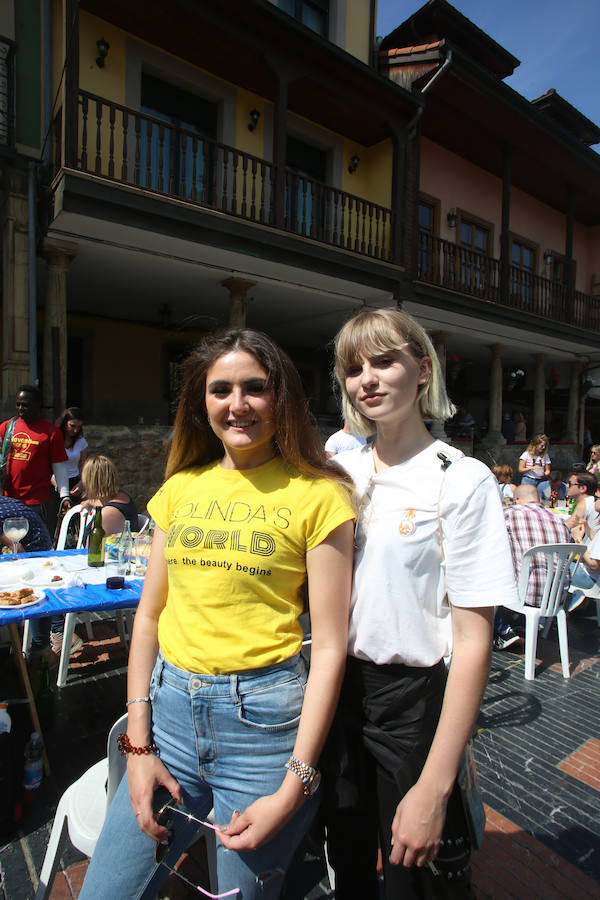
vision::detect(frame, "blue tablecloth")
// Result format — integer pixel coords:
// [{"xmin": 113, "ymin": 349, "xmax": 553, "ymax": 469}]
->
[{"xmin": 0, "ymin": 549, "xmax": 143, "ymax": 625}]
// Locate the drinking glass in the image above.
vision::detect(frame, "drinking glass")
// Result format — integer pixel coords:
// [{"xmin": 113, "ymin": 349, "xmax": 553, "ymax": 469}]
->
[{"xmin": 3, "ymin": 516, "xmax": 29, "ymax": 559}]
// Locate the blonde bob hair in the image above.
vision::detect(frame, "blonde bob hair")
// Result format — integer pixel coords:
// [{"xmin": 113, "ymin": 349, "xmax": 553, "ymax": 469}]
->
[
  {"xmin": 81, "ymin": 454, "xmax": 119, "ymax": 501},
  {"xmin": 333, "ymin": 308, "xmax": 455, "ymax": 437},
  {"xmin": 525, "ymin": 433, "xmax": 549, "ymax": 456}
]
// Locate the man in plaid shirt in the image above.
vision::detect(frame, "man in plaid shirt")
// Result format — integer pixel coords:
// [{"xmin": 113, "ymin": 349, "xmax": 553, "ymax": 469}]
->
[{"xmin": 494, "ymin": 484, "xmax": 571, "ymax": 650}]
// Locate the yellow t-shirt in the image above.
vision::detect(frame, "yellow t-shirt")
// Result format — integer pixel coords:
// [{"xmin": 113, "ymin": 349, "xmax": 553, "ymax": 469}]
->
[{"xmin": 148, "ymin": 456, "xmax": 354, "ymax": 674}]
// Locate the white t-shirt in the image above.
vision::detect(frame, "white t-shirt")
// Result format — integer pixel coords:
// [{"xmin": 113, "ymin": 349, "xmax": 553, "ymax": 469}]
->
[
  {"xmin": 65, "ymin": 435, "xmax": 88, "ymax": 479},
  {"xmin": 324, "ymin": 429, "xmax": 366, "ymax": 455},
  {"xmin": 519, "ymin": 451, "xmax": 551, "ymax": 482},
  {"xmin": 334, "ymin": 441, "xmax": 519, "ymax": 667},
  {"xmin": 583, "ymin": 495, "xmax": 600, "ymax": 540},
  {"xmin": 586, "ymin": 528, "xmax": 600, "ymax": 564}
]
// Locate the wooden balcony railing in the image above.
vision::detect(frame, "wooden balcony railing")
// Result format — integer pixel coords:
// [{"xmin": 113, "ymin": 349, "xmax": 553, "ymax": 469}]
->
[
  {"xmin": 417, "ymin": 233, "xmax": 600, "ymax": 331},
  {"xmin": 49, "ymin": 91, "xmax": 393, "ymax": 262}
]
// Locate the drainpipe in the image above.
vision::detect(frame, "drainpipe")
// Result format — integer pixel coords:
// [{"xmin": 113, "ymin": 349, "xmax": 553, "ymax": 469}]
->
[
  {"xmin": 420, "ymin": 47, "xmax": 452, "ymax": 94},
  {"xmin": 28, "ymin": 161, "xmax": 38, "ymax": 385}
]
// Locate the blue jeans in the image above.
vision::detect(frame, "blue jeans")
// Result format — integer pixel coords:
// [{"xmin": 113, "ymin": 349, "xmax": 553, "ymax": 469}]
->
[
  {"xmin": 569, "ymin": 562, "xmax": 596, "ymax": 591},
  {"xmin": 79, "ymin": 651, "xmax": 316, "ymax": 900},
  {"xmin": 520, "ymin": 475, "xmax": 541, "ymax": 487}
]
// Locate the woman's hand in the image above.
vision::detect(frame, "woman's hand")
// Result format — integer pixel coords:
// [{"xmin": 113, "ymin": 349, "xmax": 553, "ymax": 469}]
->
[
  {"xmin": 389, "ymin": 781, "xmax": 448, "ymax": 868},
  {"xmin": 127, "ymin": 753, "xmax": 182, "ymax": 842},
  {"xmin": 217, "ymin": 790, "xmax": 303, "ymax": 852}
]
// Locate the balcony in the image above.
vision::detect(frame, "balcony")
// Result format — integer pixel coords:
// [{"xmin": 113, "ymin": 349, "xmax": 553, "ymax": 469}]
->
[
  {"xmin": 48, "ymin": 91, "xmax": 394, "ymax": 264},
  {"xmin": 417, "ymin": 233, "xmax": 600, "ymax": 331}
]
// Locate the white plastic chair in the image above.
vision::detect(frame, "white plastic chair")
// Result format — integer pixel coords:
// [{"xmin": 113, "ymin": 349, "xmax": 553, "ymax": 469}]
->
[
  {"xmin": 136, "ymin": 514, "xmax": 150, "ymax": 535},
  {"xmin": 567, "ymin": 578, "xmax": 600, "ymax": 626},
  {"xmin": 503, "ymin": 542, "xmax": 585, "ymax": 680},
  {"xmin": 55, "ymin": 504, "xmax": 93, "ymax": 551},
  {"xmin": 35, "ymin": 713, "xmax": 217, "ymax": 899}
]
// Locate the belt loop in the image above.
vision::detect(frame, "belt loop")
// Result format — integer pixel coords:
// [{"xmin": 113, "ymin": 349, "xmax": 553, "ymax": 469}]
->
[{"xmin": 230, "ymin": 674, "xmax": 240, "ymax": 706}]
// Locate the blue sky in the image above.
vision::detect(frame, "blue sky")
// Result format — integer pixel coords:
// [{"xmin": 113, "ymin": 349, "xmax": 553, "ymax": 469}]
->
[{"xmin": 376, "ymin": 0, "xmax": 600, "ymax": 135}]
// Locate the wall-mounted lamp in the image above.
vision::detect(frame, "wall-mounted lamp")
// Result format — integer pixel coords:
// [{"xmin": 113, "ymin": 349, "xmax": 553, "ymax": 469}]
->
[
  {"xmin": 543, "ymin": 250, "xmax": 553, "ymax": 266},
  {"xmin": 248, "ymin": 109, "xmax": 260, "ymax": 132},
  {"xmin": 447, "ymin": 209, "xmax": 457, "ymax": 228},
  {"xmin": 96, "ymin": 37, "xmax": 110, "ymax": 68},
  {"xmin": 348, "ymin": 154, "xmax": 360, "ymax": 174}
]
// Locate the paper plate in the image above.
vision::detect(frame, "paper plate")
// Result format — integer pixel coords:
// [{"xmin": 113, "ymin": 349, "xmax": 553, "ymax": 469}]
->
[
  {"xmin": 21, "ymin": 571, "xmax": 66, "ymax": 588},
  {"xmin": 0, "ymin": 589, "xmax": 46, "ymax": 609},
  {"xmin": 0, "ymin": 564, "xmax": 34, "ymax": 588}
]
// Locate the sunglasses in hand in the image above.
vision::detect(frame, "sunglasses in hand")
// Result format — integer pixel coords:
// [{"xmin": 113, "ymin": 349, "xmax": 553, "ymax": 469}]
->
[{"xmin": 154, "ymin": 799, "xmax": 239, "ymax": 898}]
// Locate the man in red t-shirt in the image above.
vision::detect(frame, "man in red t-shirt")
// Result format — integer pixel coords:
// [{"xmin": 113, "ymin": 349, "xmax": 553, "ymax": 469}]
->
[{"xmin": 0, "ymin": 385, "xmax": 70, "ymax": 529}]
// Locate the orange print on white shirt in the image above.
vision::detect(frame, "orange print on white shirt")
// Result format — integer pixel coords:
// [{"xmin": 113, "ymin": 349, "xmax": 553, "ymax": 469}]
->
[{"xmin": 398, "ymin": 509, "xmax": 416, "ymax": 536}]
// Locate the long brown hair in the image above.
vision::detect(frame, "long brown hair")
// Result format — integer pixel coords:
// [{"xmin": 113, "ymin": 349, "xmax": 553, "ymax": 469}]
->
[{"xmin": 166, "ymin": 329, "xmax": 352, "ymax": 489}]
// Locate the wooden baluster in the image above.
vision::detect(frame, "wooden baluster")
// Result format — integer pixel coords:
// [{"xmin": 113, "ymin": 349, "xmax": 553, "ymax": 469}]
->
[
  {"xmin": 374, "ymin": 207, "xmax": 380, "ymax": 258},
  {"xmin": 332, "ymin": 190, "xmax": 339, "ymax": 247},
  {"xmin": 191, "ymin": 135, "xmax": 198, "ymax": 201},
  {"xmin": 157, "ymin": 124, "xmax": 165, "ymax": 193},
  {"xmin": 341, "ymin": 194, "xmax": 348, "ymax": 249},
  {"xmin": 231, "ymin": 150, "xmax": 238, "ymax": 215},
  {"xmin": 80, "ymin": 95, "xmax": 88, "ymax": 170},
  {"xmin": 95, "ymin": 99, "xmax": 102, "ymax": 174},
  {"xmin": 241, "ymin": 154, "xmax": 248, "ymax": 219},
  {"xmin": 259, "ymin": 161, "xmax": 266, "ymax": 223},
  {"xmin": 108, "ymin": 104, "xmax": 115, "ymax": 178},
  {"xmin": 360, "ymin": 200, "xmax": 366, "ymax": 254},
  {"xmin": 250, "ymin": 158, "xmax": 257, "ymax": 221},
  {"xmin": 168, "ymin": 126, "xmax": 176, "ymax": 195},
  {"xmin": 300, "ymin": 177, "xmax": 307, "ymax": 235},
  {"xmin": 145, "ymin": 119, "xmax": 152, "ymax": 188},
  {"xmin": 354, "ymin": 198, "xmax": 361, "ymax": 251},
  {"xmin": 133, "ymin": 114, "xmax": 140, "ymax": 185},
  {"xmin": 222, "ymin": 148, "xmax": 229, "ymax": 212},
  {"xmin": 367, "ymin": 204, "xmax": 373, "ymax": 257},
  {"xmin": 121, "ymin": 109, "xmax": 128, "ymax": 181}
]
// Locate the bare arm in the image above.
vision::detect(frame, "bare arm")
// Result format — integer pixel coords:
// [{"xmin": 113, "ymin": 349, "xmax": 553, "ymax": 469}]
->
[
  {"xmin": 125, "ymin": 528, "xmax": 182, "ymax": 841},
  {"xmin": 219, "ymin": 519, "xmax": 353, "ymax": 851},
  {"xmin": 389, "ymin": 605, "xmax": 493, "ymax": 868},
  {"xmin": 518, "ymin": 459, "xmax": 527, "ymax": 474}
]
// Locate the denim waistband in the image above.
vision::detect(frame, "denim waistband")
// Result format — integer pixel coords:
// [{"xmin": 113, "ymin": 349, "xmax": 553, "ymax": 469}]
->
[{"xmin": 153, "ymin": 650, "xmax": 305, "ymax": 698}]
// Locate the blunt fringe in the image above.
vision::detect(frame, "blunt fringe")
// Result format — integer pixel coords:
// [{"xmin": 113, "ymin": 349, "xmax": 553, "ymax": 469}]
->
[
  {"xmin": 333, "ymin": 308, "xmax": 455, "ymax": 437},
  {"xmin": 165, "ymin": 328, "xmax": 352, "ymax": 491},
  {"xmin": 81, "ymin": 454, "xmax": 119, "ymax": 500}
]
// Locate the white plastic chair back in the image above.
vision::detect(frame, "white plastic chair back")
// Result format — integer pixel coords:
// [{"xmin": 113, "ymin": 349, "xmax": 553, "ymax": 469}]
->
[
  {"xmin": 136, "ymin": 514, "xmax": 150, "ymax": 535},
  {"xmin": 106, "ymin": 713, "xmax": 127, "ymax": 809},
  {"xmin": 568, "ymin": 576, "xmax": 600, "ymax": 625},
  {"xmin": 518, "ymin": 542, "xmax": 583, "ymax": 617},
  {"xmin": 55, "ymin": 504, "xmax": 93, "ymax": 550}
]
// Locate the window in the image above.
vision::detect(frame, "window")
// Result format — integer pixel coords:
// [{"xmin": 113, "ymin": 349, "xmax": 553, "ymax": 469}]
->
[
  {"xmin": 278, "ymin": 0, "xmax": 329, "ymax": 37},
  {"xmin": 285, "ymin": 136, "xmax": 328, "ymax": 236},
  {"xmin": 510, "ymin": 237, "xmax": 537, "ymax": 305},
  {"xmin": 139, "ymin": 74, "xmax": 218, "ymax": 200},
  {"xmin": 458, "ymin": 215, "xmax": 491, "ymax": 295},
  {"xmin": 417, "ymin": 195, "xmax": 439, "ymax": 279}
]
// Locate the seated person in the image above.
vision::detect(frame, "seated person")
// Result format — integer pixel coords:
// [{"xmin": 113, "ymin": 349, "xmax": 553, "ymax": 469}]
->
[
  {"xmin": 324, "ymin": 419, "xmax": 366, "ymax": 459},
  {"xmin": 492, "ymin": 463, "xmax": 517, "ymax": 505},
  {"xmin": 565, "ymin": 471, "xmax": 600, "ymax": 542},
  {"xmin": 568, "ymin": 490, "xmax": 600, "ymax": 611},
  {"xmin": 537, "ymin": 470, "xmax": 567, "ymax": 506},
  {"xmin": 81, "ymin": 455, "xmax": 138, "ymax": 536}
]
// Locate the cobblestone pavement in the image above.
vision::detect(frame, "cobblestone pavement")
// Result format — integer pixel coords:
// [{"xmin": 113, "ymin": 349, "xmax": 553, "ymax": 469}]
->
[{"xmin": 0, "ymin": 605, "xmax": 598, "ymax": 899}]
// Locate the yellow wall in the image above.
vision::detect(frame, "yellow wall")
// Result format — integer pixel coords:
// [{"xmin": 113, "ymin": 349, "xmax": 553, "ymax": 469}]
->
[
  {"xmin": 235, "ymin": 88, "xmax": 266, "ymax": 159},
  {"xmin": 345, "ymin": 0, "xmax": 373, "ymax": 65},
  {"xmin": 79, "ymin": 11, "xmax": 127, "ymax": 103}
]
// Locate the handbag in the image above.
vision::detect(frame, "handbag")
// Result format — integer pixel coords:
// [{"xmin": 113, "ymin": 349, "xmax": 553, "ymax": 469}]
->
[{"xmin": 0, "ymin": 417, "xmax": 17, "ymax": 493}]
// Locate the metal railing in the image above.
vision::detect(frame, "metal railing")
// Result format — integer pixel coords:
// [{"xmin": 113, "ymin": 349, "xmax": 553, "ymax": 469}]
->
[
  {"xmin": 49, "ymin": 91, "xmax": 393, "ymax": 262},
  {"xmin": 417, "ymin": 233, "xmax": 600, "ymax": 330}
]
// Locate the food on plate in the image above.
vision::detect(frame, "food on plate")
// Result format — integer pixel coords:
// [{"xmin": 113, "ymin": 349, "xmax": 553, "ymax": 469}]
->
[
  {"xmin": 51, "ymin": 575, "xmax": 63, "ymax": 582},
  {"xmin": 0, "ymin": 587, "xmax": 38, "ymax": 606},
  {"xmin": 42, "ymin": 560, "xmax": 54, "ymax": 568}
]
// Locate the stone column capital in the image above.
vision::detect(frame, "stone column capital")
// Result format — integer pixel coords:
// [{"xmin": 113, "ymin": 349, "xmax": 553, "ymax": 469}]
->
[
  {"xmin": 488, "ymin": 343, "xmax": 505, "ymax": 357},
  {"xmin": 41, "ymin": 238, "xmax": 78, "ymax": 270},
  {"xmin": 221, "ymin": 277, "xmax": 256, "ymax": 299}
]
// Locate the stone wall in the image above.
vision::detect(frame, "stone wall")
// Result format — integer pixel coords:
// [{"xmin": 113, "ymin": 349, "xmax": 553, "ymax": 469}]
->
[{"xmin": 83, "ymin": 425, "xmax": 171, "ymax": 514}]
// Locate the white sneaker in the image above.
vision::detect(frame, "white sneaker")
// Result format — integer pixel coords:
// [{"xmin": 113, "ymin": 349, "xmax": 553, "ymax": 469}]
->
[{"xmin": 50, "ymin": 632, "xmax": 84, "ymax": 654}]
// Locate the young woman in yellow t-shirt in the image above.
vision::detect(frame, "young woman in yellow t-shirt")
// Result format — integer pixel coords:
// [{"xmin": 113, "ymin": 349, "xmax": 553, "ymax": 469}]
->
[{"xmin": 79, "ymin": 329, "xmax": 354, "ymax": 900}]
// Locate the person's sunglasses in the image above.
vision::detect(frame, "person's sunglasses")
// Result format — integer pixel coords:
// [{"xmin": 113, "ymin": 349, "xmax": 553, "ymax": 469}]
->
[
  {"xmin": 568, "ymin": 481, "xmax": 582, "ymax": 487},
  {"xmin": 154, "ymin": 799, "xmax": 239, "ymax": 898}
]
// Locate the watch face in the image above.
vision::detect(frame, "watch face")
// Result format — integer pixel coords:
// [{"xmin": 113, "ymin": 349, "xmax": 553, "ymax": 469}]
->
[{"xmin": 308, "ymin": 770, "xmax": 321, "ymax": 796}]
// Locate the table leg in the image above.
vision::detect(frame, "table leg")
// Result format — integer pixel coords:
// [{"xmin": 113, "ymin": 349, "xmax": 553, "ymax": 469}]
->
[{"xmin": 8, "ymin": 623, "xmax": 51, "ymax": 776}]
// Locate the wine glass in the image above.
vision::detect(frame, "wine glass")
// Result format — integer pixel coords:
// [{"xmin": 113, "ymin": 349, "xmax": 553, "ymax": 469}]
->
[{"xmin": 3, "ymin": 516, "xmax": 29, "ymax": 560}]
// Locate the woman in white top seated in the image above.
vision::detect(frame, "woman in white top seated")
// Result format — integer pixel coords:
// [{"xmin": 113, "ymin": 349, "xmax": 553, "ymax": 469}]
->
[{"xmin": 321, "ymin": 308, "xmax": 518, "ymax": 900}]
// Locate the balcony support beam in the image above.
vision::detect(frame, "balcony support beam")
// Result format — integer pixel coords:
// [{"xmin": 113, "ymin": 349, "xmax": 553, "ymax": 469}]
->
[
  {"xmin": 500, "ymin": 144, "xmax": 512, "ymax": 306},
  {"xmin": 63, "ymin": 0, "xmax": 79, "ymax": 169},
  {"xmin": 272, "ymin": 73, "xmax": 289, "ymax": 230},
  {"xmin": 532, "ymin": 353, "xmax": 547, "ymax": 436}
]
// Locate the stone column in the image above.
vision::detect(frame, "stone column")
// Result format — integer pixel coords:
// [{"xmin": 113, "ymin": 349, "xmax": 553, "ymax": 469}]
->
[
  {"xmin": 429, "ymin": 331, "xmax": 451, "ymax": 441},
  {"xmin": 562, "ymin": 359, "xmax": 583, "ymax": 444},
  {"xmin": 42, "ymin": 239, "xmax": 77, "ymax": 418},
  {"xmin": 221, "ymin": 277, "xmax": 255, "ymax": 328},
  {"xmin": 532, "ymin": 353, "xmax": 547, "ymax": 435},
  {"xmin": 481, "ymin": 344, "xmax": 506, "ymax": 447},
  {"xmin": 1, "ymin": 167, "xmax": 31, "ymax": 416}
]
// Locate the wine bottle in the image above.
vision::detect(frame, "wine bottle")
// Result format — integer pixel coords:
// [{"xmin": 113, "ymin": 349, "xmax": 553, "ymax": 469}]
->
[{"xmin": 88, "ymin": 507, "xmax": 105, "ymax": 567}]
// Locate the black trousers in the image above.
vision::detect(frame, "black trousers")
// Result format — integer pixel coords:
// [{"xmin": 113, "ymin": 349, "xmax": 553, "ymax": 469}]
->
[{"xmin": 320, "ymin": 656, "xmax": 476, "ymax": 900}]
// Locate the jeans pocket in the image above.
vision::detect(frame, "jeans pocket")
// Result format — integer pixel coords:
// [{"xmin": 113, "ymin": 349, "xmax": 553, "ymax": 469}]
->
[
  {"xmin": 149, "ymin": 656, "xmax": 164, "ymax": 702},
  {"xmin": 238, "ymin": 674, "xmax": 304, "ymax": 732}
]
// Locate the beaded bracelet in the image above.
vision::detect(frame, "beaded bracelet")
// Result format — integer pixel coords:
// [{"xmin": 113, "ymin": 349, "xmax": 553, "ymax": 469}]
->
[
  {"xmin": 126, "ymin": 696, "xmax": 151, "ymax": 707},
  {"xmin": 117, "ymin": 732, "xmax": 157, "ymax": 756}
]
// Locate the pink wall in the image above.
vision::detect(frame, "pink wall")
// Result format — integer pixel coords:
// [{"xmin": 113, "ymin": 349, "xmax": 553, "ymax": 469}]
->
[{"xmin": 420, "ymin": 138, "xmax": 595, "ymax": 292}]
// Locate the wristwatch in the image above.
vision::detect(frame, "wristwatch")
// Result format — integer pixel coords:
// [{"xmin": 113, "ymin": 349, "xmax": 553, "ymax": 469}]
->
[{"xmin": 285, "ymin": 756, "xmax": 321, "ymax": 797}]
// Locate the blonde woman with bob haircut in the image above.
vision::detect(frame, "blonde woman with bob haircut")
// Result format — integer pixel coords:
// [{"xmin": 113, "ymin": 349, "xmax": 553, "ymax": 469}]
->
[
  {"xmin": 518, "ymin": 433, "xmax": 551, "ymax": 486},
  {"xmin": 79, "ymin": 329, "xmax": 354, "ymax": 900},
  {"xmin": 81, "ymin": 454, "xmax": 138, "ymax": 536},
  {"xmin": 321, "ymin": 308, "xmax": 518, "ymax": 899}
]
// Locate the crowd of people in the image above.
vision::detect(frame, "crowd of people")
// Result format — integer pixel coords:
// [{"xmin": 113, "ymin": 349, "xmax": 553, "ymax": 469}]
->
[{"xmin": 1, "ymin": 316, "xmax": 597, "ymax": 900}]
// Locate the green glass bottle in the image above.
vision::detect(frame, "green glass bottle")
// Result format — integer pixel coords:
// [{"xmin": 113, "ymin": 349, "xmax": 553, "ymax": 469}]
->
[{"xmin": 88, "ymin": 507, "xmax": 105, "ymax": 567}]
